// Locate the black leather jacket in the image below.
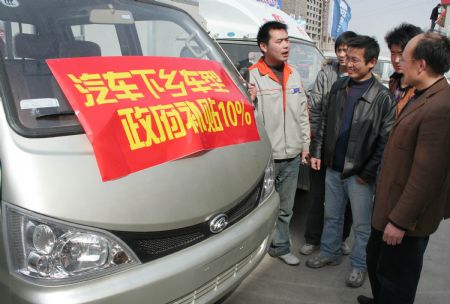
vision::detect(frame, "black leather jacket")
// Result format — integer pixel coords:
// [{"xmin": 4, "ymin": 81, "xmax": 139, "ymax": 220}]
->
[
  {"xmin": 309, "ymin": 61, "xmax": 339, "ymax": 138},
  {"xmin": 310, "ymin": 76, "xmax": 396, "ymax": 184}
]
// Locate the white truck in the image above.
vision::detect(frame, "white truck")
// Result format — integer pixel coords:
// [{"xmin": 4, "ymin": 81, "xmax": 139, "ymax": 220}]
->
[
  {"xmin": 191, "ymin": 0, "xmax": 324, "ymax": 190},
  {"xmin": 198, "ymin": 0, "xmax": 325, "ymax": 93}
]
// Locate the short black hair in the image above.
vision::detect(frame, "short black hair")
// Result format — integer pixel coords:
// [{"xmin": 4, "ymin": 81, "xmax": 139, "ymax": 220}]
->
[
  {"xmin": 346, "ymin": 35, "xmax": 380, "ymax": 63},
  {"xmin": 412, "ymin": 32, "xmax": 450, "ymax": 75},
  {"xmin": 334, "ymin": 31, "xmax": 357, "ymax": 51},
  {"xmin": 257, "ymin": 21, "xmax": 288, "ymax": 48},
  {"xmin": 385, "ymin": 23, "xmax": 423, "ymax": 50}
]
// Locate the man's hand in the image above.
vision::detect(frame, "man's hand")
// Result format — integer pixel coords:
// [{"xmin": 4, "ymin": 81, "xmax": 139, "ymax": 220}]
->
[
  {"xmin": 301, "ymin": 151, "xmax": 310, "ymax": 165},
  {"xmin": 248, "ymin": 82, "xmax": 257, "ymax": 102},
  {"xmin": 383, "ymin": 222, "xmax": 406, "ymax": 246},
  {"xmin": 310, "ymin": 157, "xmax": 321, "ymax": 170}
]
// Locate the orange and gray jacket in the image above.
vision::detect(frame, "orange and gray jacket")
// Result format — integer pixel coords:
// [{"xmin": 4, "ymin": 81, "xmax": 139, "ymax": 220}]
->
[{"xmin": 249, "ymin": 58, "xmax": 310, "ymax": 160}]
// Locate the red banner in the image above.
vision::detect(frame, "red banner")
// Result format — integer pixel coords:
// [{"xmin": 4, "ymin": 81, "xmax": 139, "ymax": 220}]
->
[{"xmin": 47, "ymin": 56, "xmax": 260, "ymax": 181}]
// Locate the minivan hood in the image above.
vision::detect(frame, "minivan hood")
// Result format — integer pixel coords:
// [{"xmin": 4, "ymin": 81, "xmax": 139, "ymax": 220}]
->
[{"xmin": 1, "ymin": 119, "xmax": 271, "ymax": 231}]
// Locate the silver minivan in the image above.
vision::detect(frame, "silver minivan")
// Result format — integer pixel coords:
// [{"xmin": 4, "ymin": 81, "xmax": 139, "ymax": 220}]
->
[{"xmin": 0, "ymin": 1, "xmax": 279, "ymax": 303}]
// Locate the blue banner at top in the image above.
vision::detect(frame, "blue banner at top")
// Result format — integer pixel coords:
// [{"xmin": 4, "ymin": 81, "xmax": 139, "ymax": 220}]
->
[
  {"xmin": 256, "ymin": 0, "xmax": 282, "ymax": 9},
  {"xmin": 331, "ymin": 0, "xmax": 351, "ymax": 39}
]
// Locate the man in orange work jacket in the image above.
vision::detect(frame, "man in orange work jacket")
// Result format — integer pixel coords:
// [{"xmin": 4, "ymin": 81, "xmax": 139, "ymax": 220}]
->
[{"xmin": 248, "ymin": 21, "xmax": 310, "ymax": 266}]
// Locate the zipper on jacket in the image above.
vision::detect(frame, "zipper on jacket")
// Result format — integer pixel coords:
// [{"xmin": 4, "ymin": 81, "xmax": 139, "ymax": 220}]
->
[{"xmin": 283, "ymin": 81, "xmax": 287, "ymax": 156}]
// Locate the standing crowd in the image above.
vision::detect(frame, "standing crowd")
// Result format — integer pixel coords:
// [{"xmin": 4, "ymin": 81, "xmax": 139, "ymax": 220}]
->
[{"xmin": 248, "ymin": 13, "xmax": 450, "ymax": 304}]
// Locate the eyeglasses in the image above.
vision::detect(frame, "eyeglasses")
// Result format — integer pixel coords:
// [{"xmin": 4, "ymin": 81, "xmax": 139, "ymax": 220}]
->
[{"xmin": 346, "ymin": 57, "xmax": 362, "ymax": 64}]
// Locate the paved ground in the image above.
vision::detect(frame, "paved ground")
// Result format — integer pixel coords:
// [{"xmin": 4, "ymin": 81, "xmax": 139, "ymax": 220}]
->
[{"xmin": 223, "ymin": 188, "xmax": 450, "ymax": 304}]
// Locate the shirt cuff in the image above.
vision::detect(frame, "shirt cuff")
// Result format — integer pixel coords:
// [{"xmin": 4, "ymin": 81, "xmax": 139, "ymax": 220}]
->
[{"xmin": 388, "ymin": 220, "xmax": 408, "ymax": 232}]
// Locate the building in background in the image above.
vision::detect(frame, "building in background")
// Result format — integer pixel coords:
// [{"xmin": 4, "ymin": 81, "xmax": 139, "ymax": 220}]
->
[{"xmin": 282, "ymin": 0, "xmax": 334, "ymax": 51}]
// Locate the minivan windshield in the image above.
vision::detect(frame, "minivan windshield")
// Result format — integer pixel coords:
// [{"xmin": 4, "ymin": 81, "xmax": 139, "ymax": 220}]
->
[
  {"xmin": 0, "ymin": 0, "xmax": 240, "ymax": 137},
  {"xmin": 219, "ymin": 39, "xmax": 325, "ymax": 93}
]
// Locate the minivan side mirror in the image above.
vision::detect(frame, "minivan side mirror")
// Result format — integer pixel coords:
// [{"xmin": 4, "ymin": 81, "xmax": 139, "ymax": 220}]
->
[{"xmin": 240, "ymin": 67, "xmax": 249, "ymax": 83}]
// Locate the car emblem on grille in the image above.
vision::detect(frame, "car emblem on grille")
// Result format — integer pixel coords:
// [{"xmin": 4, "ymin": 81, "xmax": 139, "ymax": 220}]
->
[{"xmin": 209, "ymin": 214, "xmax": 229, "ymax": 234}]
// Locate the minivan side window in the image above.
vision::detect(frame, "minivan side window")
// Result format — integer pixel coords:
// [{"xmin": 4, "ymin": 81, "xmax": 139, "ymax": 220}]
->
[{"xmin": 0, "ymin": 21, "xmax": 36, "ymax": 59}]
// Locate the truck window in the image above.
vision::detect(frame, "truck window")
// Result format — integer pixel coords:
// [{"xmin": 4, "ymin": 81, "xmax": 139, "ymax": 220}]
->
[{"xmin": 219, "ymin": 40, "xmax": 324, "ymax": 92}]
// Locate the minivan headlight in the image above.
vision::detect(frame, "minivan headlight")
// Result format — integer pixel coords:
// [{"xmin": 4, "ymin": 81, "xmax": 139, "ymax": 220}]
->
[
  {"xmin": 259, "ymin": 156, "xmax": 275, "ymax": 204},
  {"xmin": 2, "ymin": 203, "xmax": 139, "ymax": 285}
]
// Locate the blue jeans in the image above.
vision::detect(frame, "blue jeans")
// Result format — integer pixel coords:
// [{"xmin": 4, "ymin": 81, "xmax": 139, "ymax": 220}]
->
[
  {"xmin": 320, "ymin": 168, "xmax": 374, "ymax": 270},
  {"xmin": 268, "ymin": 155, "xmax": 300, "ymax": 257},
  {"xmin": 304, "ymin": 165, "xmax": 353, "ymax": 245}
]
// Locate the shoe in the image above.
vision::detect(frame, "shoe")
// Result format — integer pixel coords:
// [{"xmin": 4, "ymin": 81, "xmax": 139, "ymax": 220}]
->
[
  {"xmin": 299, "ymin": 243, "xmax": 318, "ymax": 255},
  {"xmin": 341, "ymin": 242, "xmax": 351, "ymax": 255},
  {"xmin": 357, "ymin": 295, "xmax": 374, "ymax": 304},
  {"xmin": 278, "ymin": 253, "xmax": 300, "ymax": 266},
  {"xmin": 305, "ymin": 254, "xmax": 341, "ymax": 268},
  {"xmin": 346, "ymin": 269, "xmax": 366, "ymax": 288}
]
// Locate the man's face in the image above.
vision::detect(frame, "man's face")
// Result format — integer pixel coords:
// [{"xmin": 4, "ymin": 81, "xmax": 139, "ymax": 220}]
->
[
  {"xmin": 260, "ymin": 28, "xmax": 290, "ymax": 65},
  {"xmin": 335, "ymin": 44, "xmax": 348, "ymax": 66},
  {"xmin": 346, "ymin": 47, "xmax": 376, "ymax": 81},
  {"xmin": 400, "ymin": 36, "xmax": 421, "ymax": 87},
  {"xmin": 390, "ymin": 44, "xmax": 403, "ymax": 73}
]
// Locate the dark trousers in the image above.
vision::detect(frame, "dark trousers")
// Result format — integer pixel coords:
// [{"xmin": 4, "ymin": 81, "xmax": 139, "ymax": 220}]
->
[
  {"xmin": 366, "ymin": 228, "xmax": 429, "ymax": 304},
  {"xmin": 304, "ymin": 165, "xmax": 352, "ymax": 245}
]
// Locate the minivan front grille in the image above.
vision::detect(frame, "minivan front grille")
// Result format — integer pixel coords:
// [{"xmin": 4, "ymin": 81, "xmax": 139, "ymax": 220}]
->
[{"xmin": 112, "ymin": 177, "xmax": 263, "ymax": 263}]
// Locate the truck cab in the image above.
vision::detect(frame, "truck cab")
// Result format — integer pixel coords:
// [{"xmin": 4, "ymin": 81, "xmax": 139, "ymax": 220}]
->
[{"xmin": 198, "ymin": 0, "xmax": 325, "ymax": 93}]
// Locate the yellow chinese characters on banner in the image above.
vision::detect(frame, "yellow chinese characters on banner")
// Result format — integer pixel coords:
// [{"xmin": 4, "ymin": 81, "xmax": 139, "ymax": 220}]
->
[
  {"xmin": 118, "ymin": 98, "xmax": 254, "ymax": 151},
  {"xmin": 67, "ymin": 69, "xmax": 229, "ymax": 107}
]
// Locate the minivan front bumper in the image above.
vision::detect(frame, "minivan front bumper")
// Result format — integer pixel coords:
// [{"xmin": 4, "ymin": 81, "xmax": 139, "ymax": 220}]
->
[{"xmin": 0, "ymin": 190, "xmax": 279, "ymax": 304}]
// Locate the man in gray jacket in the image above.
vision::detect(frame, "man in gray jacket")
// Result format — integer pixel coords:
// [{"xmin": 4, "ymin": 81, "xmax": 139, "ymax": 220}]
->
[
  {"xmin": 300, "ymin": 31, "xmax": 357, "ymax": 256},
  {"xmin": 248, "ymin": 21, "xmax": 310, "ymax": 265}
]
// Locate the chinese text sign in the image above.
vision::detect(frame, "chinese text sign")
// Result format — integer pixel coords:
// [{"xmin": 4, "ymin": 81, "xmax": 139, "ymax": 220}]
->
[{"xmin": 47, "ymin": 56, "xmax": 260, "ymax": 181}]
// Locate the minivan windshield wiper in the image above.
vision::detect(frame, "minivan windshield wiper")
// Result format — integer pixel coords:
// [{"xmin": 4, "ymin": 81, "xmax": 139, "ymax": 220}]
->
[{"xmin": 35, "ymin": 109, "xmax": 76, "ymax": 119}]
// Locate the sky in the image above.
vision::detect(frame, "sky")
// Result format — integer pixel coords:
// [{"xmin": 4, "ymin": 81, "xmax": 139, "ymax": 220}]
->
[{"xmin": 342, "ymin": 0, "xmax": 437, "ymax": 56}]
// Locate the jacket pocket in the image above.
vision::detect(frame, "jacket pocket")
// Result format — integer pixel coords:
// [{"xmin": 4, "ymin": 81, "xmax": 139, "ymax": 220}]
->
[
  {"xmin": 392, "ymin": 123, "xmax": 417, "ymax": 151},
  {"xmin": 258, "ymin": 88, "xmax": 281, "ymax": 96}
]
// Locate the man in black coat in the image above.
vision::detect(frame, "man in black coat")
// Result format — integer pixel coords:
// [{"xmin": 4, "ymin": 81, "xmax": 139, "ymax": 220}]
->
[{"xmin": 430, "ymin": 3, "xmax": 442, "ymax": 31}]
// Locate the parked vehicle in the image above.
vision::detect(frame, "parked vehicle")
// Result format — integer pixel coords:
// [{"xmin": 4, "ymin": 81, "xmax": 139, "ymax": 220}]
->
[
  {"xmin": 323, "ymin": 51, "xmax": 393, "ymax": 87},
  {"xmin": 0, "ymin": 1, "xmax": 279, "ymax": 303},
  {"xmin": 195, "ymin": 0, "xmax": 323, "ymax": 190},
  {"xmin": 372, "ymin": 56, "xmax": 394, "ymax": 87}
]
